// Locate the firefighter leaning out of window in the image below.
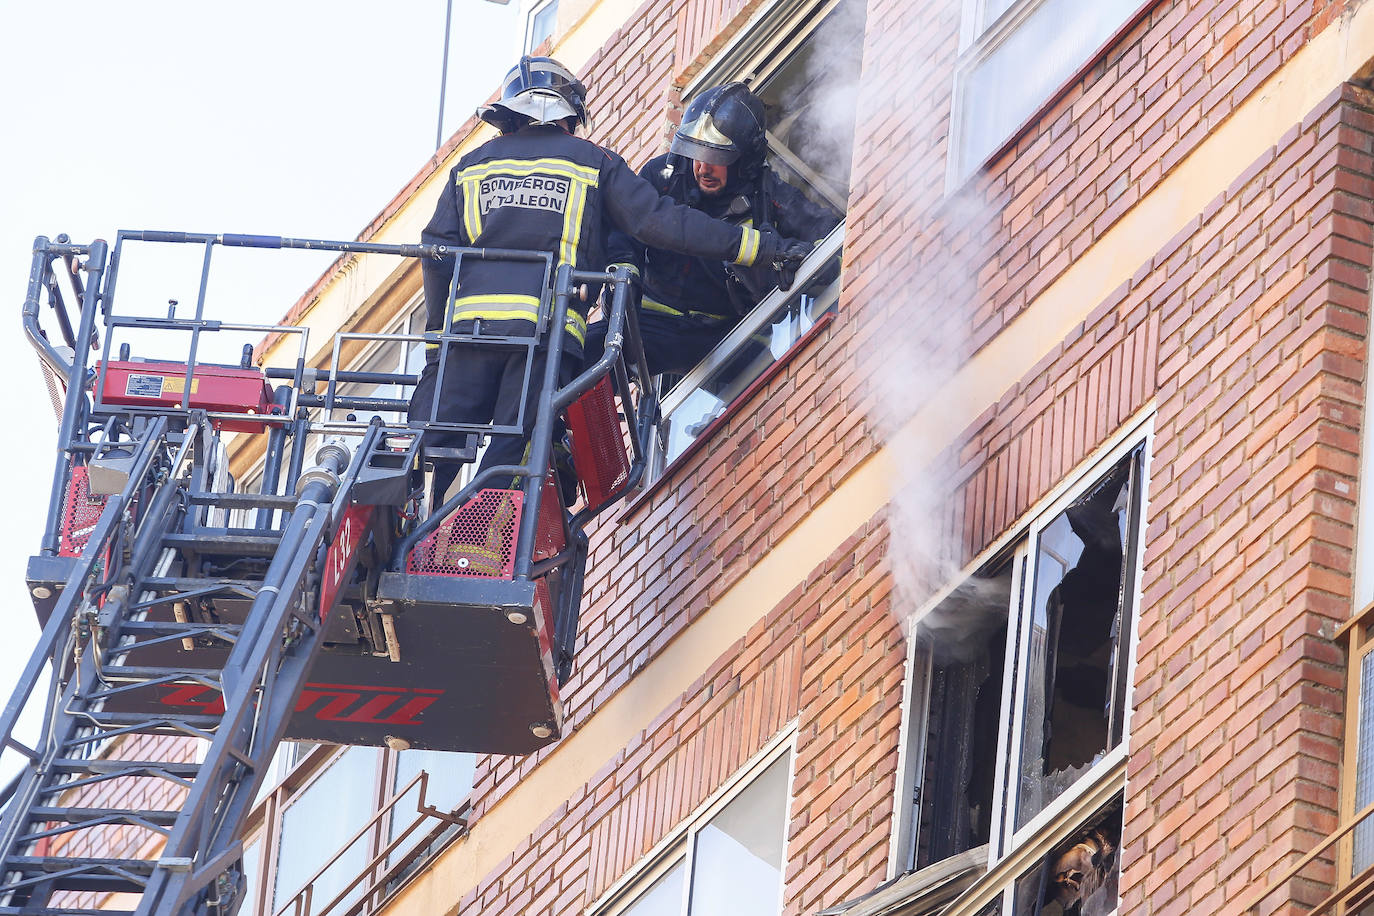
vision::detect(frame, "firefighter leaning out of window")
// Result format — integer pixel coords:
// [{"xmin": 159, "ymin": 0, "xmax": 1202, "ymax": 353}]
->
[
  {"xmin": 583, "ymin": 82, "xmax": 840, "ymax": 377},
  {"xmin": 408, "ymin": 57, "xmax": 814, "ymax": 503}
]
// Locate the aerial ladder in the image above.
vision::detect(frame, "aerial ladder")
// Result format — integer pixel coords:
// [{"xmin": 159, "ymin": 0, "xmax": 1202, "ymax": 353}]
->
[{"xmin": 0, "ymin": 230, "xmax": 657, "ymax": 915}]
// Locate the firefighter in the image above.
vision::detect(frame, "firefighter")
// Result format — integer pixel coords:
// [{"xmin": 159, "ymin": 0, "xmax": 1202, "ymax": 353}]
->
[
  {"xmin": 585, "ymin": 81, "xmax": 841, "ymax": 377},
  {"xmin": 408, "ymin": 57, "xmax": 813, "ymax": 504}
]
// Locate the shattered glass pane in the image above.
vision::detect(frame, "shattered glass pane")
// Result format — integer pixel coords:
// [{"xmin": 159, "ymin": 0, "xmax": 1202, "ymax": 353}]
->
[
  {"xmin": 1012, "ymin": 800, "xmax": 1122, "ymax": 915},
  {"xmin": 1016, "ymin": 459, "xmax": 1133, "ymax": 830}
]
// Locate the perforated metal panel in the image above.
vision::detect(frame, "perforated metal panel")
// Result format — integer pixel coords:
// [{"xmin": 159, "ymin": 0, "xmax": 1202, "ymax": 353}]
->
[
  {"xmin": 59, "ymin": 466, "xmax": 107, "ymax": 557},
  {"xmin": 406, "ymin": 489, "xmax": 523, "ymax": 579},
  {"xmin": 566, "ymin": 376, "xmax": 630, "ymax": 507},
  {"xmin": 533, "ymin": 473, "xmax": 567, "ymax": 562}
]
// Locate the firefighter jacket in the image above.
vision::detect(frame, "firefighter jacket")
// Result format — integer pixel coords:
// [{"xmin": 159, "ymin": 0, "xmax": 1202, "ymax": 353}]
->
[
  {"xmin": 420, "ymin": 125, "xmax": 770, "ymax": 359},
  {"xmin": 607, "ymin": 153, "xmax": 840, "ymax": 323}
]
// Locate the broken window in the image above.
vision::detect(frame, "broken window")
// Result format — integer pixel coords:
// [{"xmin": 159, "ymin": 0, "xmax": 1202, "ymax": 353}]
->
[
  {"xmin": 909, "ymin": 566, "xmax": 1012, "ymax": 871},
  {"xmin": 1011, "ymin": 799, "xmax": 1122, "ymax": 916},
  {"xmin": 1014, "ymin": 459, "xmax": 1134, "ymax": 830},
  {"xmin": 898, "ymin": 439, "xmax": 1145, "ymax": 909}
]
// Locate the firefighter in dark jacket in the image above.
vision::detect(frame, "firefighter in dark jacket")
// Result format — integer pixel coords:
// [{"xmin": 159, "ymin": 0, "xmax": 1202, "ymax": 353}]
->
[
  {"xmin": 585, "ymin": 81, "xmax": 840, "ymax": 377},
  {"xmin": 408, "ymin": 57, "xmax": 813, "ymax": 503}
]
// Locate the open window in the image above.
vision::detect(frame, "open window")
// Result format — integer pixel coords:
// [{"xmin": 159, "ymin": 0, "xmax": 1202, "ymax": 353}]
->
[
  {"xmin": 651, "ymin": 0, "xmax": 862, "ymax": 471},
  {"xmin": 895, "ymin": 434, "xmax": 1146, "ymax": 911}
]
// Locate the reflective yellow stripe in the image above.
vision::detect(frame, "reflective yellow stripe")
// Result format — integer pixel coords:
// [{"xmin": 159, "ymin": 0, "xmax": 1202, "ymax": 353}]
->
[
  {"xmin": 461, "ymin": 158, "xmax": 600, "ymax": 184},
  {"xmin": 640, "ymin": 297, "xmax": 730, "ymax": 322},
  {"xmin": 642, "ymin": 297, "xmax": 684, "ymax": 317},
  {"xmin": 736, "ymin": 227, "xmax": 761, "ymax": 266},
  {"xmin": 561, "ymin": 178, "xmax": 587, "ymax": 268},
  {"xmin": 609, "ymin": 262, "xmax": 640, "ymax": 279},
  {"xmin": 449, "ymin": 294, "xmax": 586, "ymax": 345},
  {"xmin": 460, "ymin": 171, "xmax": 483, "ymax": 240}
]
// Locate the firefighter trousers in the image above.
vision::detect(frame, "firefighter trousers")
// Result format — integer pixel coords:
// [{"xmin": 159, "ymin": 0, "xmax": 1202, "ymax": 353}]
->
[{"xmin": 408, "ymin": 342, "xmax": 574, "ymax": 504}]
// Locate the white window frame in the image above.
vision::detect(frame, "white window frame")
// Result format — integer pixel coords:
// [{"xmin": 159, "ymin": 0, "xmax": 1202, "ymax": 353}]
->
[
  {"xmin": 890, "ymin": 410, "xmax": 1152, "ymax": 912},
  {"xmin": 523, "ymin": 0, "xmax": 558, "ymax": 52},
  {"xmin": 588, "ymin": 726, "xmax": 797, "ymax": 916},
  {"xmin": 947, "ymin": 0, "xmax": 1146, "ymax": 186}
]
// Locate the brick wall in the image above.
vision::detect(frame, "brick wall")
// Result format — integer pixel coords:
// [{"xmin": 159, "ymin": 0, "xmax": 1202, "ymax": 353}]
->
[{"xmin": 444, "ymin": 0, "xmax": 1374, "ymax": 912}]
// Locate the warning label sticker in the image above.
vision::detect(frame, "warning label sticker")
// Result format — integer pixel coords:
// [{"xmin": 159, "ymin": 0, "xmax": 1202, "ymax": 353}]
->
[{"xmin": 124, "ymin": 374, "xmax": 199, "ymax": 398}]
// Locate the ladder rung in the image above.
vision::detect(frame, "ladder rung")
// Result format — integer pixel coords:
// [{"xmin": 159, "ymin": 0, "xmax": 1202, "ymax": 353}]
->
[
  {"xmin": 115, "ymin": 620, "xmax": 242, "ymax": 637},
  {"xmin": 49, "ymin": 759, "xmax": 202, "ymax": 778},
  {"xmin": 2, "ymin": 856, "xmax": 153, "ymax": 893},
  {"xmin": 94, "ymin": 666, "xmax": 222, "ymax": 681},
  {"xmin": 4, "ymin": 855, "xmax": 157, "ymax": 874},
  {"xmin": 139, "ymin": 575, "xmax": 264, "ymax": 592},
  {"xmin": 161, "ymin": 532, "xmax": 282, "ymax": 556},
  {"xmin": 187, "ymin": 490, "xmax": 297, "ymax": 509},
  {"xmin": 64, "ymin": 712, "xmax": 222, "ymax": 730},
  {"xmin": 30, "ymin": 806, "xmax": 180, "ymax": 826}
]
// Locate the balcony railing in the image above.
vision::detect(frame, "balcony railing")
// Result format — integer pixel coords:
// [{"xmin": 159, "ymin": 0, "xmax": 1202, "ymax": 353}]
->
[
  {"xmin": 273, "ymin": 770, "xmax": 468, "ymax": 916},
  {"xmin": 1243, "ymin": 798, "xmax": 1374, "ymax": 914}
]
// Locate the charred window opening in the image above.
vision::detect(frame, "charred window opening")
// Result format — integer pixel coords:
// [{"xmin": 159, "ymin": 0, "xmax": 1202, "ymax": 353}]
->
[
  {"xmin": 901, "ymin": 440, "xmax": 1144, "ymax": 897},
  {"xmin": 1015, "ymin": 459, "xmax": 1136, "ymax": 830},
  {"xmin": 912, "ymin": 566, "xmax": 1013, "ymax": 871},
  {"xmin": 1012, "ymin": 799, "xmax": 1123, "ymax": 916}
]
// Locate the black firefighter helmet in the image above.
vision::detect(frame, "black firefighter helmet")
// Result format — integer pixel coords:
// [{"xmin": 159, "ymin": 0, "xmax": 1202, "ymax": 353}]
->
[
  {"xmin": 669, "ymin": 82, "xmax": 768, "ymax": 178},
  {"xmin": 479, "ymin": 56, "xmax": 590, "ymax": 133}
]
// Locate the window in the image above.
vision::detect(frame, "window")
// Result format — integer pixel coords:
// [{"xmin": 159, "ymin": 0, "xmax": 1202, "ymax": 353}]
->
[
  {"xmin": 1344, "ymin": 610, "xmax": 1374, "ymax": 877},
  {"xmin": 652, "ymin": 0, "xmax": 862, "ymax": 471},
  {"xmin": 1010, "ymin": 800, "xmax": 1121, "ymax": 916},
  {"xmin": 274, "ymin": 747, "xmax": 380, "ymax": 912},
  {"xmin": 896, "ymin": 435, "xmax": 1146, "ymax": 911},
  {"xmin": 524, "ymin": 0, "xmax": 557, "ymax": 52},
  {"xmin": 949, "ymin": 0, "xmax": 1141, "ymax": 182},
  {"xmin": 236, "ymin": 741, "xmax": 474, "ymax": 915},
  {"xmin": 599, "ymin": 749, "xmax": 792, "ymax": 916}
]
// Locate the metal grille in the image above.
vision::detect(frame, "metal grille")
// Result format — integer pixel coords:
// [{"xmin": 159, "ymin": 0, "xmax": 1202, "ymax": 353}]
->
[
  {"xmin": 406, "ymin": 489, "xmax": 523, "ymax": 579},
  {"xmin": 533, "ymin": 474, "xmax": 566, "ymax": 562},
  {"xmin": 566, "ymin": 376, "xmax": 630, "ymax": 507},
  {"xmin": 59, "ymin": 466, "xmax": 106, "ymax": 557}
]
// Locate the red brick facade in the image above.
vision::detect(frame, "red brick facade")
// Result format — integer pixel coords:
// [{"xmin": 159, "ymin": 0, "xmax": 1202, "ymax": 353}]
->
[{"xmin": 430, "ymin": 0, "xmax": 1374, "ymax": 913}]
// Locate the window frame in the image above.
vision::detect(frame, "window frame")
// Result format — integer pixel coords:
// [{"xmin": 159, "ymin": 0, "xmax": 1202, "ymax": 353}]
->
[
  {"xmin": 889, "ymin": 411, "xmax": 1152, "ymax": 911},
  {"xmin": 589, "ymin": 727, "xmax": 797, "ymax": 916},
  {"xmin": 946, "ymin": 0, "xmax": 1153, "ymax": 187},
  {"xmin": 523, "ymin": 0, "xmax": 558, "ymax": 52}
]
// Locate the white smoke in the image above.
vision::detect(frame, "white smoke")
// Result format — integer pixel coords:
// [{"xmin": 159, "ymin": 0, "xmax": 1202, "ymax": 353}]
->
[
  {"xmin": 775, "ymin": 0, "xmax": 868, "ymax": 208},
  {"xmin": 847, "ymin": 0, "xmax": 1008, "ymax": 642}
]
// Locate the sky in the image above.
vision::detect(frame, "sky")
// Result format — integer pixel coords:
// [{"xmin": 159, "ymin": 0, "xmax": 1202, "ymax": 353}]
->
[{"xmin": 0, "ymin": 0, "xmax": 521, "ymax": 760}]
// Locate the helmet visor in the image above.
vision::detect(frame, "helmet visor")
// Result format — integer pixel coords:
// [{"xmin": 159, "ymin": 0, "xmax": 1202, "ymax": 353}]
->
[{"xmin": 670, "ymin": 111, "xmax": 740, "ymax": 165}]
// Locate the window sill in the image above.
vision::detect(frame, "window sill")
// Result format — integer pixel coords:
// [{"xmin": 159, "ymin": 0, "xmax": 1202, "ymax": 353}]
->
[
  {"xmin": 939, "ymin": 755, "xmax": 1126, "ymax": 916},
  {"xmin": 613, "ymin": 307, "xmax": 837, "ymax": 526}
]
